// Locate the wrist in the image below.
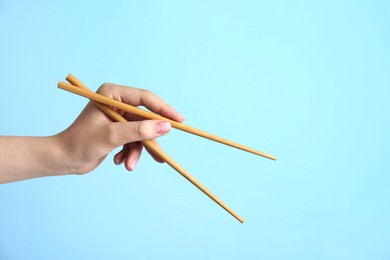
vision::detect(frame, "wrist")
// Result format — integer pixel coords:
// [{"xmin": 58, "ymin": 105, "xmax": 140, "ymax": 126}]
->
[
  {"xmin": 48, "ymin": 133, "xmax": 75, "ymax": 175},
  {"xmin": 0, "ymin": 135, "xmax": 74, "ymax": 183}
]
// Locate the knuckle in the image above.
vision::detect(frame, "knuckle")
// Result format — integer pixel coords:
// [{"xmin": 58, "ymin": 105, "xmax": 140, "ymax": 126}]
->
[
  {"xmin": 105, "ymin": 123, "xmax": 119, "ymax": 146},
  {"xmin": 137, "ymin": 121, "xmax": 152, "ymax": 139},
  {"xmin": 141, "ymin": 89, "xmax": 155, "ymax": 99},
  {"xmin": 97, "ymin": 82, "xmax": 114, "ymax": 95}
]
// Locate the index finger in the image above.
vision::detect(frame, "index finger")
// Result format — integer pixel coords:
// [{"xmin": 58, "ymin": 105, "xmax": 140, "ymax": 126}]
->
[{"xmin": 98, "ymin": 83, "xmax": 184, "ymax": 123}]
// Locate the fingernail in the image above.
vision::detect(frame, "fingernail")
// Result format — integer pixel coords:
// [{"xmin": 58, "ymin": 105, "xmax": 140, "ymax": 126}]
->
[
  {"xmin": 174, "ymin": 111, "xmax": 185, "ymax": 122},
  {"xmin": 114, "ymin": 157, "xmax": 124, "ymax": 165},
  {"xmin": 129, "ymin": 158, "xmax": 138, "ymax": 171},
  {"xmin": 177, "ymin": 113, "xmax": 185, "ymax": 122},
  {"xmin": 156, "ymin": 121, "xmax": 171, "ymax": 135}
]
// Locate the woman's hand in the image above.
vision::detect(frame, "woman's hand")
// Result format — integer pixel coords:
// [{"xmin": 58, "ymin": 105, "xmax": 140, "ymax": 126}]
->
[
  {"xmin": 0, "ymin": 83, "xmax": 183, "ymax": 183},
  {"xmin": 57, "ymin": 82, "xmax": 184, "ymax": 174}
]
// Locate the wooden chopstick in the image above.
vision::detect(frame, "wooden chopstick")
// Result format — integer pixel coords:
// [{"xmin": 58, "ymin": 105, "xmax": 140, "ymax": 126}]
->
[
  {"xmin": 65, "ymin": 75, "xmax": 244, "ymax": 223},
  {"xmin": 58, "ymin": 76, "xmax": 276, "ymax": 161}
]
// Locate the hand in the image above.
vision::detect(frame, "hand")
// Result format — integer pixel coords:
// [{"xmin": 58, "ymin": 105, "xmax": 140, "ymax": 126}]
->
[{"xmin": 56, "ymin": 82, "xmax": 184, "ymax": 174}]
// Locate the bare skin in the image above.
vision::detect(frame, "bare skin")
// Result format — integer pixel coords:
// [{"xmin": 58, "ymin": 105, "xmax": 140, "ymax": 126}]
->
[{"xmin": 0, "ymin": 83, "xmax": 184, "ymax": 184}]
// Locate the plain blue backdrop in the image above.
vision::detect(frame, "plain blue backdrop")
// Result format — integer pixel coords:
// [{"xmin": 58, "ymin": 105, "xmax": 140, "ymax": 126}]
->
[{"xmin": 1, "ymin": 0, "xmax": 389, "ymax": 259}]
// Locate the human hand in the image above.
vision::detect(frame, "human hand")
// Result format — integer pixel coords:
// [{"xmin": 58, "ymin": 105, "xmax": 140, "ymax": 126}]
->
[{"xmin": 56, "ymin": 83, "xmax": 184, "ymax": 174}]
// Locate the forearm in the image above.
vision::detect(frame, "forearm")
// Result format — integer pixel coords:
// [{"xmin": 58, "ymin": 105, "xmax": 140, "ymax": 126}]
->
[{"xmin": 0, "ymin": 135, "xmax": 69, "ymax": 183}]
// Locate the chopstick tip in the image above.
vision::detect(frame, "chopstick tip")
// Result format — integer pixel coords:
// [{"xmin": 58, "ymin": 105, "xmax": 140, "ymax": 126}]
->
[
  {"xmin": 65, "ymin": 73, "xmax": 74, "ymax": 82},
  {"xmin": 57, "ymin": 81, "xmax": 66, "ymax": 88},
  {"xmin": 259, "ymin": 153, "xmax": 277, "ymax": 161}
]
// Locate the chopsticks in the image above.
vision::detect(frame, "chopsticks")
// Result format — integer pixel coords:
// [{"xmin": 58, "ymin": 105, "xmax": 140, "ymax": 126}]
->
[
  {"xmin": 58, "ymin": 79, "xmax": 276, "ymax": 161},
  {"xmin": 62, "ymin": 74, "xmax": 244, "ymax": 223}
]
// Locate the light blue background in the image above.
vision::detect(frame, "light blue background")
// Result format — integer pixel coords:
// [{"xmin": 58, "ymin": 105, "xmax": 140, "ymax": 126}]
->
[{"xmin": 1, "ymin": 1, "xmax": 389, "ymax": 259}]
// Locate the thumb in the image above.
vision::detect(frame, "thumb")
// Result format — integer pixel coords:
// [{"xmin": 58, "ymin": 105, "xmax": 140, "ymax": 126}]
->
[{"xmin": 106, "ymin": 120, "xmax": 171, "ymax": 148}]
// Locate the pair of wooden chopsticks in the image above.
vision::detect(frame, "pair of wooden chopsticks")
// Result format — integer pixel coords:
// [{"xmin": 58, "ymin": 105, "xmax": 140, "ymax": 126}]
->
[{"xmin": 58, "ymin": 74, "xmax": 276, "ymax": 223}]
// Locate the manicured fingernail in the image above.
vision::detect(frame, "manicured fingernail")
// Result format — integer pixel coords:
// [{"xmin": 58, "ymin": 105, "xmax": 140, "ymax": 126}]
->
[
  {"xmin": 129, "ymin": 158, "xmax": 138, "ymax": 171},
  {"xmin": 114, "ymin": 157, "xmax": 124, "ymax": 165},
  {"xmin": 177, "ymin": 113, "xmax": 185, "ymax": 122},
  {"xmin": 114, "ymin": 158, "xmax": 119, "ymax": 165},
  {"xmin": 156, "ymin": 121, "xmax": 171, "ymax": 135},
  {"xmin": 174, "ymin": 111, "xmax": 185, "ymax": 121}
]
